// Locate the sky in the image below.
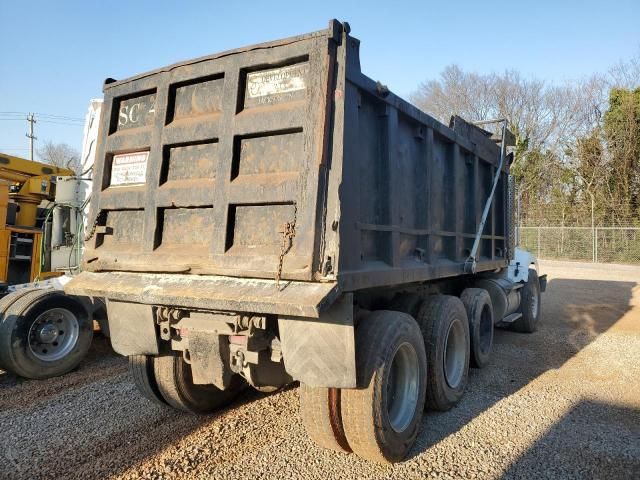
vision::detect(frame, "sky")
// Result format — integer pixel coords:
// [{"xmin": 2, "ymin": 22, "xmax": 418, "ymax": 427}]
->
[{"xmin": 0, "ymin": 0, "xmax": 638, "ymax": 160}]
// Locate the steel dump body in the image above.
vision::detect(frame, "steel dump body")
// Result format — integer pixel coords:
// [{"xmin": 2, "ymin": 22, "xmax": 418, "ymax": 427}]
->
[{"xmin": 68, "ymin": 21, "xmax": 510, "ymax": 313}]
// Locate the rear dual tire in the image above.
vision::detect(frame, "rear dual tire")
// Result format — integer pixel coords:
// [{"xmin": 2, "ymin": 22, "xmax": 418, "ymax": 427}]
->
[
  {"xmin": 129, "ymin": 355, "xmax": 167, "ymax": 407},
  {"xmin": 417, "ymin": 295, "xmax": 470, "ymax": 411},
  {"xmin": 301, "ymin": 311, "xmax": 427, "ymax": 463},
  {"xmin": 299, "ymin": 385, "xmax": 351, "ymax": 453},
  {"xmin": 460, "ymin": 288, "xmax": 494, "ymax": 368},
  {"xmin": 129, "ymin": 354, "xmax": 244, "ymax": 414},
  {"xmin": 302, "ymin": 299, "xmax": 472, "ymax": 462}
]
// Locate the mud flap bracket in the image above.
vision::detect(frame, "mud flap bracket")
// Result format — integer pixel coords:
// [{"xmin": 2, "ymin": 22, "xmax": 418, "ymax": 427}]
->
[{"xmin": 186, "ymin": 331, "xmax": 232, "ymax": 388}]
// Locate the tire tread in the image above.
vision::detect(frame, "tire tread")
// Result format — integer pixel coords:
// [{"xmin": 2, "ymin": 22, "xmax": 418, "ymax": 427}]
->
[
  {"xmin": 153, "ymin": 354, "xmax": 243, "ymax": 414},
  {"xmin": 299, "ymin": 385, "xmax": 350, "ymax": 453},
  {"xmin": 417, "ymin": 295, "xmax": 470, "ymax": 411},
  {"xmin": 129, "ymin": 355, "xmax": 167, "ymax": 406},
  {"xmin": 0, "ymin": 289, "xmax": 92, "ymax": 379},
  {"xmin": 341, "ymin": 311, "xmax": 426, "ymax": 463},
  {"xmin": 0, "ymin": 288, "xmax": 42, "ymax": 370},
  {"xmin": 460, "ymin": 288, "xmax": 494, "ymax": 368},
  {"xmin": 513, "ymin": 269, "xmax": 541, "ymax": 333}
]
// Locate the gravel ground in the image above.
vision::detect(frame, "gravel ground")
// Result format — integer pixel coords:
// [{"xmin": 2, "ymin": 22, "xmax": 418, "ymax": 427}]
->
[{"xmin": 1, "ymin": 261, "xmax": 639, "ymax": 479}]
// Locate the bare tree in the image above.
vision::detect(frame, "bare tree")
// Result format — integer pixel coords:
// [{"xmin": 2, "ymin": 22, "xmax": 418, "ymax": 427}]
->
[
  {"xmin": 37, "ymin": 141, "xmax": 81, "ymax": 173},
  {"xmin": 607, "ymin": 50, "xmax": 640, "ymax": 89},
  {"xmin": 411, "ymin": 65, "xmax": 495, "ymax": 126},
  {"xmin": 410, "ymin": 65, "xmax": 605, "ymax": 154}
]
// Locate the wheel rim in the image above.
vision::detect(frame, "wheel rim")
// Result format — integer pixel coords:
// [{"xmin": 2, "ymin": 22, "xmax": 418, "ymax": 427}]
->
[
  {"xmin": 443, "ymin": 318, "xmax": 465, "ymax": 389},
  {"xmin": 478, "ymin": 305, "xmax": 492, "ymax": 355},
  {"xmin": 28, "ymin": 308, "xmax": 79, "ymax": 362},
  {"xmin": 386, "ymin": 341, "xmax": 420, "ymax": 433}
]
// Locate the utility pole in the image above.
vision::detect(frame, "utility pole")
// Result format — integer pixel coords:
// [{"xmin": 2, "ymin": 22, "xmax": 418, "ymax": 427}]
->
[{"xmin": 26, "ymin": 113, "xmax": 37, "ymax": 161}]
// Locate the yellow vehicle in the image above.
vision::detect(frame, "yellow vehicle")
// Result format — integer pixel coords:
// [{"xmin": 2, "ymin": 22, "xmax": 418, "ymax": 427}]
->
[
  {"xmin": 0, "ymin": 152, "xmax": 102, "ymax": 379},
  {"xmin": 0, "ymin": 153, "xmax": 74, "ymax": 286},
  {"xmin": 0, "ymin": 101, "xmax": 105, "ymax": 380}
]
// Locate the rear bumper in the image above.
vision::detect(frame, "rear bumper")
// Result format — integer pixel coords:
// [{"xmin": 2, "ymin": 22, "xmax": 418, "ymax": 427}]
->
[{"xmin": 64, "ymin": 271, "xmax": 339, "ymax": 318}]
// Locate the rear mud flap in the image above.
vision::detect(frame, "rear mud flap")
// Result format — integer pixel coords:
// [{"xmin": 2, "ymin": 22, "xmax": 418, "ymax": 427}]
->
[
  {"xmin": 539, "ymin": 274, "xmax": 548, "ymax": 292},
  {"xmin": 107, "ymin": 300, "xmax": 158, "ymax": 356},
  {"xmin": 278, "ymin": 293, "xmax": 356, "ymax": 388}
]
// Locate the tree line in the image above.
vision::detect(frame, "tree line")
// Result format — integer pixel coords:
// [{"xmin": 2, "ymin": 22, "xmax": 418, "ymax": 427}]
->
[{"xmin": 411, "ymin": 54, "xmax": 640, "ymax": 227}]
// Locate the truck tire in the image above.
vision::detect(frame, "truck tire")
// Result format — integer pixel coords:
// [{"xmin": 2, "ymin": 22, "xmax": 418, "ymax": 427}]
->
[
  {"xmin": 129, "ymin": 355, "xmax": 167, "ymax": 406},
  {"xmin": 299, "ymin": 385, "xmax": 351, "ymax": 453},
  {"xmin": 153, "ymin": 354, "xmax": 243, "ymax": 414},
  {"xmin": 0, "ymin": 288, "xmax": 41, "ymax": 371},
  {"xmin": 460, "ymin": 288, "xmax": 494, "ymax": 368},
  {"xmin": 341, "ymin": 311, "xmax": 427, "ymax": 463},
  {"xmin": 388, "ymin": 292, "xmax": 422, "ymax": 318},
  {"xmin": 512, "ymin": 269, "xmax": 541, "ymax": 333},
  {"xmin": 417, "ymin": 295, "xmax": 470, "ymax": 411},
  {"xmin": 0, "ymin": 289, "xmax": 93, "ymax": 379}
]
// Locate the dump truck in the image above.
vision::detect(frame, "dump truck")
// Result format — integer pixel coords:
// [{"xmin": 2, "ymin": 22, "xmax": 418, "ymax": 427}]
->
[{"xmin": 65, "ymin": 20, "xmax": 546, "ymax": 463}]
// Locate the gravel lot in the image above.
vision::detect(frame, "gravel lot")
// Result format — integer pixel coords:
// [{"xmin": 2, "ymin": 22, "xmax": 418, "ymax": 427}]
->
[{"xmin": 1, "ymin": 261, "xmax": 639, "ymax": 479}]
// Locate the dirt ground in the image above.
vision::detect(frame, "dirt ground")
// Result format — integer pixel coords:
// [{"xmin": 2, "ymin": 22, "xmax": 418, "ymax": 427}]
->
[{"xmin": 1, "ymin": 261, "xmax": 639, "ymax": 479}]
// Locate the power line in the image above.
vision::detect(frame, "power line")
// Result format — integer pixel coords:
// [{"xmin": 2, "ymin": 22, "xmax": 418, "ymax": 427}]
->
[
  {"xmin": 0, "ymin": 116, "xmax": 83, "ymax": 124},
  {"xmin": 37, "ymin": 114, "xmax": 84, "ymax": 121},
  {"xmin": 0, "ymin": 111, "xmax": 83, "ymax": 122},
  {"xmin": 38, "ymin": 120, "xmax": 84, "ymax": 126},
  {"xmin": 0, "ymin": 117, "xmax": 83, "ymax": 125}
]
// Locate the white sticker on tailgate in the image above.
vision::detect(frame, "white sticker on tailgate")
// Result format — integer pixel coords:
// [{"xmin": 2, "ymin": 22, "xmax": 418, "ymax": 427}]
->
[
  {"xmin": 110, "ymin": 151, "xmax": 149, "ymax": 186},
  {"xmin": 247, "ymin": 64, "xmax": 307, "ymax": 98}
]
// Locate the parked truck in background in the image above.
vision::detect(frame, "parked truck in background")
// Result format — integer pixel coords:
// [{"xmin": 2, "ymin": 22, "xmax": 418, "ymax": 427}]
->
[
  {"xmin": 65, "ymin": 21, "xmax": 546, "ymax": 463},
  {"xmin": 0, "ymin": 100, "xmax": 107, "ymax": 379}
]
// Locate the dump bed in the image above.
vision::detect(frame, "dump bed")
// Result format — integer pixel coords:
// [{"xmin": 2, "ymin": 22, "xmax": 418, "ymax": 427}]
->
[{"xmin": 69, "ymin": 20, "xmax": 511, "ymax": 310}]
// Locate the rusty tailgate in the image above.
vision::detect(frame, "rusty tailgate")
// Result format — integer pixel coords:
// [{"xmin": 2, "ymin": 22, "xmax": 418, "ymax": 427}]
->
[{"xmin": 83, "ymin": 22, "xmax": 342, "ymax": 282}]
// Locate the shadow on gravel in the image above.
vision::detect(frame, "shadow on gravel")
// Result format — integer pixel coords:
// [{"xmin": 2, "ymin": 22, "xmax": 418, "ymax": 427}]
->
[
  {"xmin": 56, "ymin": 383, "xmax": 289, "ymax": 479},
  {"xmin": 502, "ymin": 400, "xmax": 640, "ymax": 479},
  {"xmin": 0, "ymin": 334, "xmax": 125, "ymax": 411},
  {"xmin": 408, "ymin": 277, "xmax": 637, "ymax": 459},
  {"xmin": 1, "ymin": 363, "xmax": 291, "ymax": 480}
]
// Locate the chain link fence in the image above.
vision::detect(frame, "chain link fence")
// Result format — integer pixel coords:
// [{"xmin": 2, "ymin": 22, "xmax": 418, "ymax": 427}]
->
[
  {"xmin": 516, "ymin": 197, "xmax": 640, "ymax": 264},
  {"xmin": 518, "ymin": 226, "xmax": 640, "ymax": 264}
]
